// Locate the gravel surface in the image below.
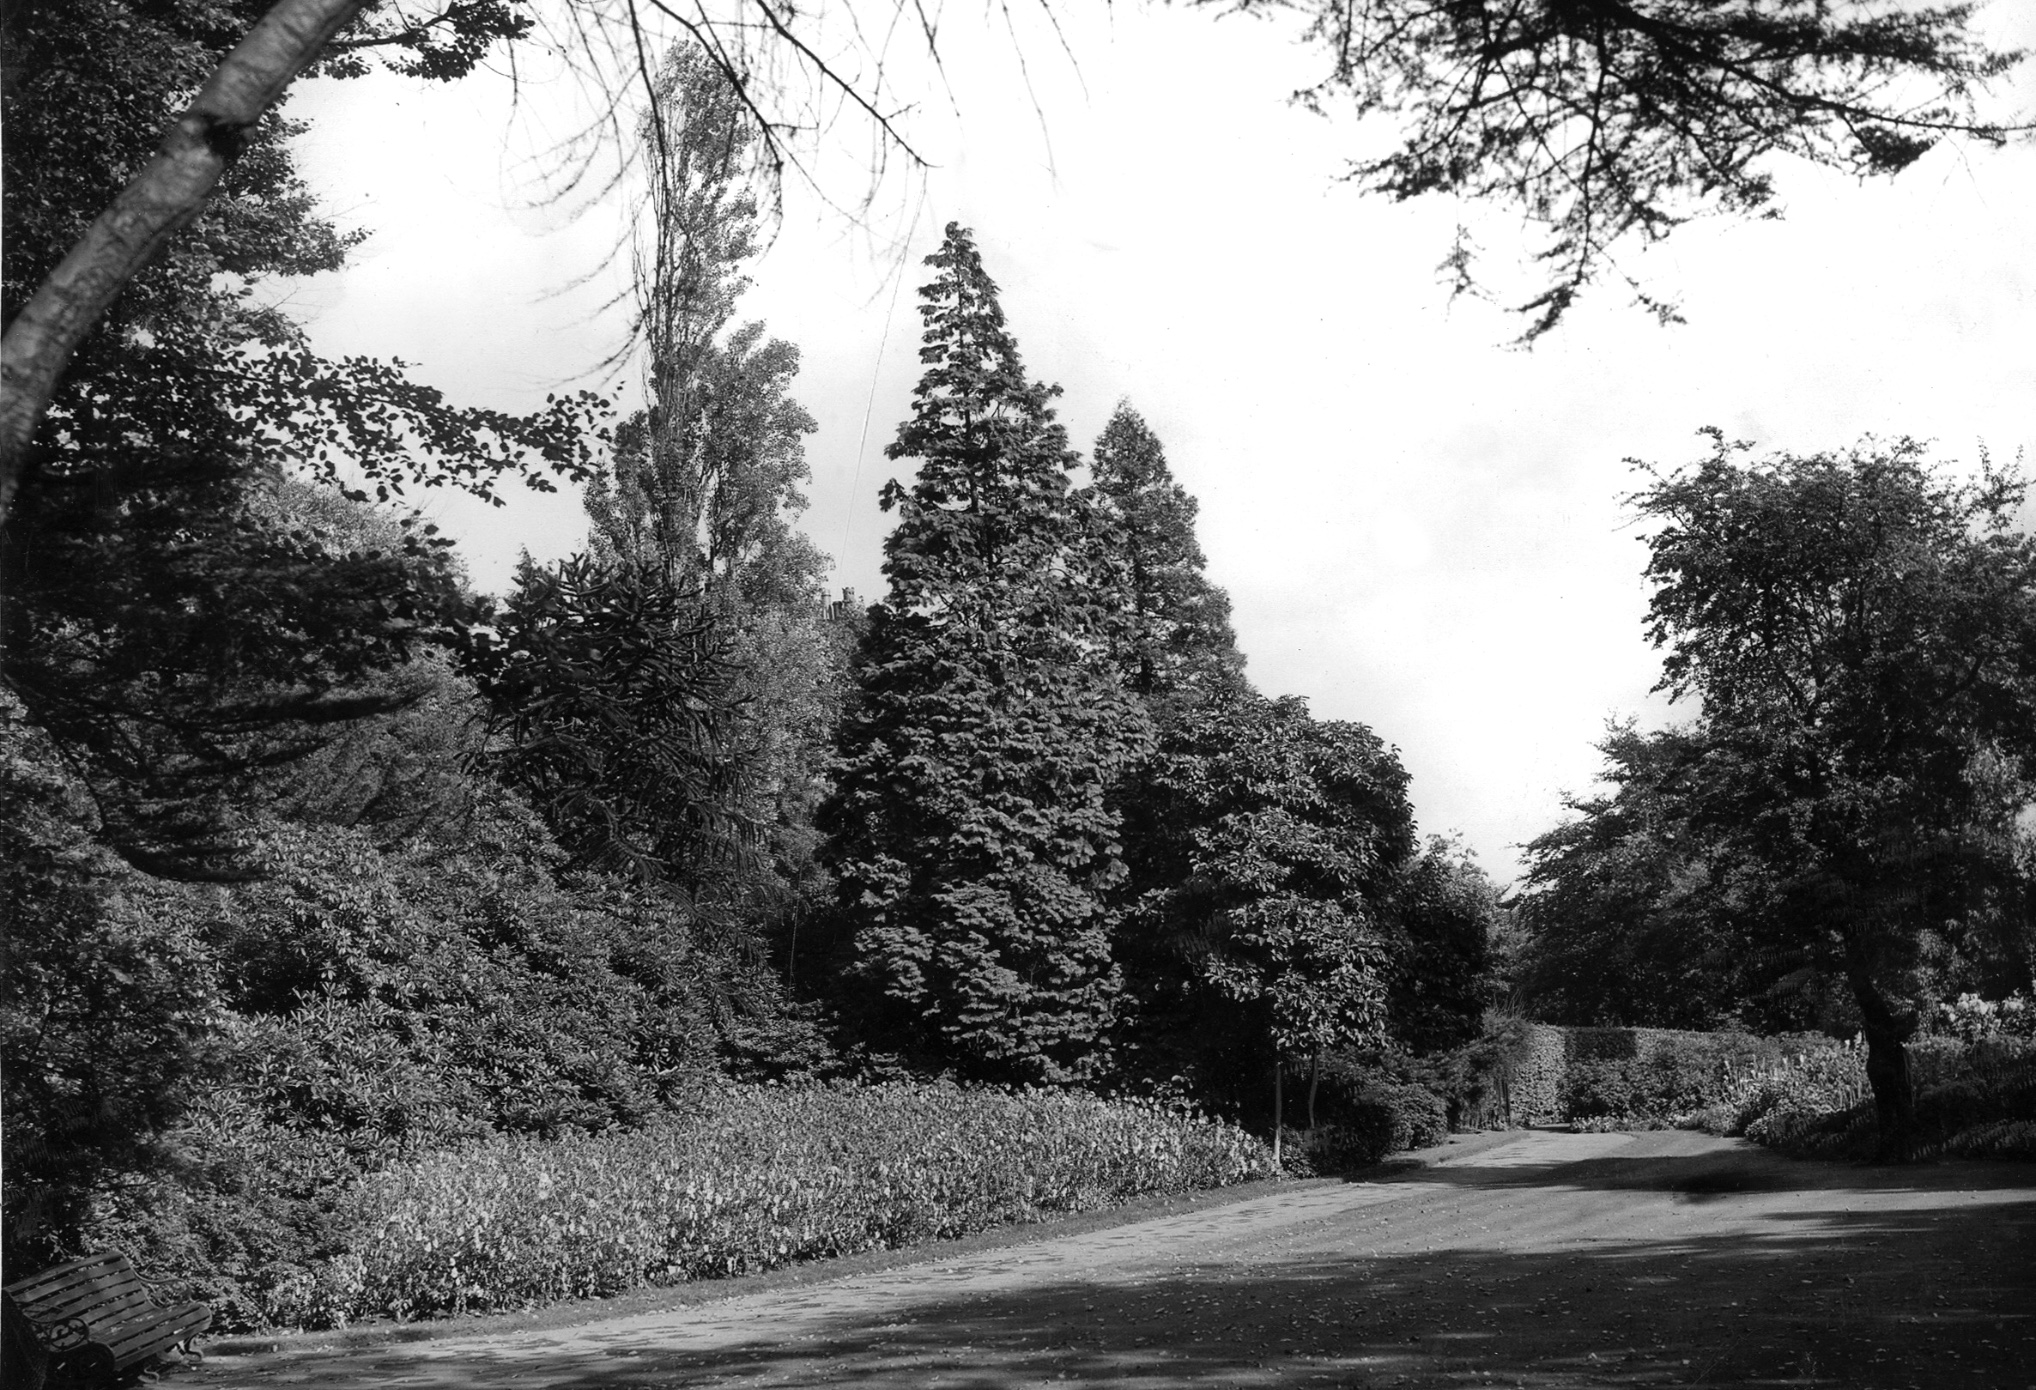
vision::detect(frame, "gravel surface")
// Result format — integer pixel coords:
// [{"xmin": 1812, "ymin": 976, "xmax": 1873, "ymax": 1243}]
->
[{"xmin": 188, "ymin": 1128, "xmax": 2035, "ymax": 1389}]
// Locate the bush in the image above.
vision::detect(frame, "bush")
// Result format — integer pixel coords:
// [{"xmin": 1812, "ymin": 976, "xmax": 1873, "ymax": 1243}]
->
[
  {"xmin": 1295, "ymin": 1073, "xmax": 1448, "ymax": 1170},
  {"xmin": 1349, "ymin": 1081, "xmax": 1448, "ymax": 1157},
  {"xmin": 1937, "ymin": 992, "xmax": 2036, "ymax": 1042},
  {"xmin": 1708, "ymin": 1035, "xmax": 2036, "ymax": 1160},
  {"xmin": 340, "ymin": 1082, "xmax": 1274, "ymax": 1323},
  {"xmin": 1398, "ymin": 1013, "xmax": 1537, "ymax": 1130}
]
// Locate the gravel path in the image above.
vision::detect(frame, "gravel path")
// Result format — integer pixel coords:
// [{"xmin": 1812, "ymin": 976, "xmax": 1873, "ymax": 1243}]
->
[{"xmin": 191, "ymin": 1128, "xmax": 2036, "ymax": 1389}]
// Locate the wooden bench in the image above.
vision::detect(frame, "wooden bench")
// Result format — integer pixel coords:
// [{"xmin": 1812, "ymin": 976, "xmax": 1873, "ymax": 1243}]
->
[{"xmin": 2, "ymin": 1252, "xmax": 210, "ymax": 1388}]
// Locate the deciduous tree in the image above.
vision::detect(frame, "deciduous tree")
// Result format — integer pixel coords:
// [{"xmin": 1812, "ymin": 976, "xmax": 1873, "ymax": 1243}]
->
[
  {"xmin": 1385, "ymin": 835, "xmax": 1507, "ymax": 1053},
  {"xmin": 1515, "ymin": 722, "xmax": 1810, "ymax": 1031},
  {"xmin": 1631, "ymin": 431, "xmax": 2036, "ymax": 1154},
  {"xmin": 1115, "ymin": 692, "xmax": 1414, "ymax": 1123}
]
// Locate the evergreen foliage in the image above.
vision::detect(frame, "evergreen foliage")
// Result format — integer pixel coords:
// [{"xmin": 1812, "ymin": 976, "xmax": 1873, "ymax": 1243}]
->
[
  {"xmin": 462, "ymin": 555, "xmax": 750, "ymax": 886},
  {"xmin": 1275, "ymin": 0, "xmax": 2026, "ymax": 336},
  {"xmin": 1090, "ymin": 403, "xmax": 1249, "ymax": 719},
  {"xmin": 2, "ymin": 461, "xmax": 479, "ymax": 880},
  {"xmin": 822, "ymin": 224, "xmax": 1154, "ymax": 1083}
]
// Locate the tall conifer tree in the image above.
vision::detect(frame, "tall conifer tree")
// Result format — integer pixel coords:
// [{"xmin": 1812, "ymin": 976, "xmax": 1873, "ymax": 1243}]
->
[
  {"xmin": 1091, "ymin": 403, "xmax": 1249, "ymax": 720},
  {"xmin": 822, "ymin": 224, "xmax": 1152, "ymax": 1082}
]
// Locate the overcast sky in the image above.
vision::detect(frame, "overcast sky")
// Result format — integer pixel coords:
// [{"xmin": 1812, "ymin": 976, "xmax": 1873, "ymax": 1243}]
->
[{"xmin": 284, "ymin": 1, "xmax": 2036, "ymax": 886}]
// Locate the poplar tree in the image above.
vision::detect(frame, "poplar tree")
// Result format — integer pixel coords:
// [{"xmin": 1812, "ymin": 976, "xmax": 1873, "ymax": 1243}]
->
[{"xmin": 822, "ymin": 223, "xmax": 1152, "ymax": 1083}]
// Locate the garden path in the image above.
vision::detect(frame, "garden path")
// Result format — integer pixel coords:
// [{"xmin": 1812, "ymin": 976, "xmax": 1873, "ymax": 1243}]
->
[{"xmin": 189, "ymin": 1129, "xmax": 2035, "ymax": 1389}]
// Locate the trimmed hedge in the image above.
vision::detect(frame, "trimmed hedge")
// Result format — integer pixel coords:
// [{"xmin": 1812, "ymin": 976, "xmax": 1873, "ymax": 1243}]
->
[{"xmin": 1492, "ymin": 1024, "xmax": 1830, "ymax": 1128}]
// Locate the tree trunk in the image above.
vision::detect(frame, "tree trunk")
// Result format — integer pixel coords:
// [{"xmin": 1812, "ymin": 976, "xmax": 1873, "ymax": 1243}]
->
[
  {"xmin": 1843, "ymin": 937, "xmax": 1918, "ymax": 1161},
  {"xmin": 1272, "ymin": 1058, "xmax": 1284, "ymax": 1168},
  {"xmin": 1307, "ymin": 1049, "xmax": 1321, "ymax": 1133},
  {"xmin": 0, "ymin": 0, "xmax": 370, "ymax": 526}
]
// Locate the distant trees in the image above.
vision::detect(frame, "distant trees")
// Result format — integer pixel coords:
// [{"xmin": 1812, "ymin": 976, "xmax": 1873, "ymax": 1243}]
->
[
  {"xmin": 463, "ymin": 556, "xmax": 749, "ymax": 886},
  {"xmin": 488, "ymin": 44, "xmax": 839, "ymax": 918},
  {"xmin": 820, "ymin": 224, "xmax": 1154, "ymax": 1083},
  {"xmin": 1516, "ymin": 722, "xmax": 1811, "ymax": 1032},
  {"xmin": 1385, "ymin": 836, "xmax": 1507, "ymax": 1054}
]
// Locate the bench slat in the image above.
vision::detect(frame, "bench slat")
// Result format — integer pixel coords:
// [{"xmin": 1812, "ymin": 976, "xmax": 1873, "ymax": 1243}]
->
[
  {"xmin": 2, "ymin": 1253, "xmax": 130, "ymax": 1304},
  {"xmin": 10, "ymin": 1264, "xmax": 139, "ymax": 1307},
  {"xmin": 33, "ymin": 1283, "xmax": 155, "ymax": 1324},
  {"xmin": 3, "ymin": 1254, "xmax": 211, "ymax": 1380},
  {"xmin": 102, "ymin": 1303, "xmax": 210, "ymax": 1357}
]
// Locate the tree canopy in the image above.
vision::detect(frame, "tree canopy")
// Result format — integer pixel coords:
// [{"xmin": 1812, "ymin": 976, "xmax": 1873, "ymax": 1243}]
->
[
  {"xmin": 6, "ymin": 0, "xmax": 2026, "ymax": 495},
  {"xmin": 1627, "ymin": 432, "xmax": 2036, "ymax": 1149},
  {"xmin": 1114, "ymin": 691, "xmax": 1415, "ymax": 1111}
]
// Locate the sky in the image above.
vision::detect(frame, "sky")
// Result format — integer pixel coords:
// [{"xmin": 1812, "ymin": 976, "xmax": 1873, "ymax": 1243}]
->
[{"xmin": 283, "ymin": 1, "xmax": 2036, "ymax": 886}]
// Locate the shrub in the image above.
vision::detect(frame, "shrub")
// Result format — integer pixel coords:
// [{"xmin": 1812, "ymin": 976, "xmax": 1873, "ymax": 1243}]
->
[
  {"xmin": 1712, "ymin": 1035, "xmax": 2036, "ymax": 1160},
  {"xmin": 1359, "ymin": 1081, "xmax": 1448, "ymax": 1154},
  {"xmin": 1298, "ymin": 1076, "xmax": 1448, "ymax": 1169},
  {"xmin": 340, "ymin": 1082, "xmax": 1274, "ymax": 1323},
  {"xmin": 1935, "ymin": 993, "xmax": 2036, "ymax": 1043}
]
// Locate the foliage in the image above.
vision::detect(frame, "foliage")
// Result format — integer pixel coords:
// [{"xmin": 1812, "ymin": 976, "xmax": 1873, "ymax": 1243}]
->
[
  {"xmin": 1268, "ymin": 0, "xmax": 2028, "ymax": 337},
  {"xmin": 1702, "ymin": 1034, "xmax": 2036, "ymax": 1160},
  {"xmin": 821, "ymin": 224, "xmax": 1154, "ymax": 1083},
  {"xmin": 1516, "ymin": 722, "xmax": 1833, "ymax": 1033},
  {"xmin": 2, "ymin": 0, "xmax": 602, "ymax": 882},
  {"xmin": 1938, "ymin": 990, "xmax": 2036, "ymax": 1041},
  {"xmin": 1113, "ymin": 691, "xmax": 1414, "ymax": 1115},
  {"xmin": 1, "ymin": 0, "xmax": 599, "ymax": 516},
  {"xmin": 2, "ymin": 693, "xmax": 813, "ymax": 1317},
  {"xmin": 1385, "ymin": 836, "xmax": 1507, "ymax": 1053},
  {"xmin": 1631, "ymin": 432, "xmax": 2036, "ymax": 1150},
  {"xmin": 1089, "ymin": 402, "xmax": 1249, "ymax": 721},
  {"xmin": 0, "ymin": 703, "xmax": 227, "ymax": 1267},
  {"xmin": 584, "ymin": 42, "xmax": 847, "ymax": 933},
  {"xmin": 1298, "ymin": 1058, "xmax": 1449, "ymax": 1169},
  {"xmin": 3, "ymin": 464, "xmax": 479, "ymax": 878},
  {"xmin": 1204, "ymin": 899, "xmax": 1392, "ymax": 1073},
  {"xmin": 1388, "ymin": 1012, "xmax": 1539, "ymax": 1131},
  {"xmin": 339, "ymin": 1082, "xmax": 1274, "ymax": 1323},
  {"xmin": 464, "ymin": 554, "xmax": 751, "ymax": 886}
]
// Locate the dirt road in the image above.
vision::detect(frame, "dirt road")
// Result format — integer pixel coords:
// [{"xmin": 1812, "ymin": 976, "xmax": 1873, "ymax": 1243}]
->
[{"xmin": 194, "ymin": 1129, "xmax": 2035, "ymax": 1389}]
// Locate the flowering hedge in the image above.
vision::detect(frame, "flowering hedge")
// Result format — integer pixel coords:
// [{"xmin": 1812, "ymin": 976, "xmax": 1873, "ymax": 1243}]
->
[{"xmin": 325, "ymin": 1082, "xmax": 1274, "ymax": 1323}]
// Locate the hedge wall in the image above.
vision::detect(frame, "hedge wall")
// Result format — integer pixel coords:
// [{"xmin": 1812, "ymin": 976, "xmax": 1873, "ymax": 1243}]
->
[{"xmin": 1496, "ymin": 1024, "xmax": 1832, "ymax": 1127}]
